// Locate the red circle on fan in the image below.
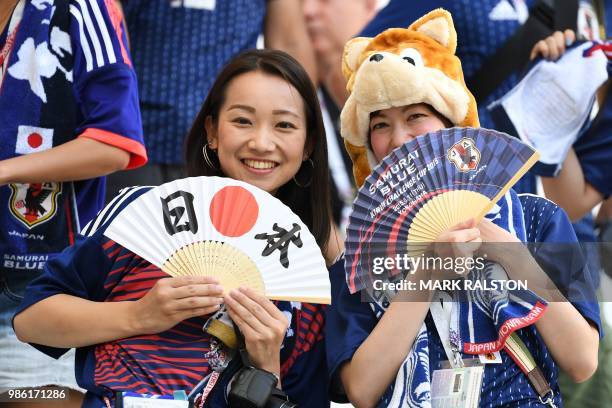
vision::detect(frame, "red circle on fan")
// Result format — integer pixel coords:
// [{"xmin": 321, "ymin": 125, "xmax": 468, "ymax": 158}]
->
[{"xmin": 209, "ymin": 186, "xmax": 259, "ymax": 237}]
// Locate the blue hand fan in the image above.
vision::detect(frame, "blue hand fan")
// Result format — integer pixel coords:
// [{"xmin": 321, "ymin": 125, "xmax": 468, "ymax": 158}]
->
[{"xmin": 345, "ymin": 127, "xmax": 539, "ymax": 293}]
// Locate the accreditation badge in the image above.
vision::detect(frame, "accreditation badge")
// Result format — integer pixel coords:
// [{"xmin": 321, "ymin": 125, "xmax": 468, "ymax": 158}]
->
[
  {"xmin": 431, "ymin": 360, "xmax": 484, "ymax": 408},
  {"xmin": 117, "ymin": 392, "xmax": 191, "ymax": 408}
]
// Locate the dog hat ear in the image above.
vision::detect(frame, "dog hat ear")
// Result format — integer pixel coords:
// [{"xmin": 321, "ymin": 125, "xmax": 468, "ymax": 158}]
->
[
  {"xmin": 342, "ymin": 37, "xmax": 372, "ymax": 92},
  {"xmin": 408, "ymin": 8, "xmax": 457, "ymax": 54}
]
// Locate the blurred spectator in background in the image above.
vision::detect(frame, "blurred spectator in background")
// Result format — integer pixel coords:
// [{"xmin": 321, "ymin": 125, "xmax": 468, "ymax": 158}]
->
[
  {"xmin": 0, "ymin": 0, "xmax": 145, "ymax": 406},
  {"xmin": 105, "ymin": 0, "xmax": 317, "ymax": 201},
  {"xmin": 302, "ymin": 0, "xmax": 376, "ymax": 232}
]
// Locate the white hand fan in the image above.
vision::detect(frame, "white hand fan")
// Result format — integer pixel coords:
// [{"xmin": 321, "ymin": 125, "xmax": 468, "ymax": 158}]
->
[
  {"xmin": 104, "ymin": 176, "xmax": 330, "ymax": 304},
  {"xmin": 345, "ymin": 127, "xmax": 539, "ymax": 293}
]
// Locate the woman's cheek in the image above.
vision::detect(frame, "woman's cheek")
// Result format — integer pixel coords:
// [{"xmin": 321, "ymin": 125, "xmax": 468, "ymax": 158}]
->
[{"xmin": 370, "ymin": 133, "xmax": 389, "ymax": 161}]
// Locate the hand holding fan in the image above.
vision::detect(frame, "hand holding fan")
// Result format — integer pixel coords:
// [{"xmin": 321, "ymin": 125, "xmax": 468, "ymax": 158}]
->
[
  {"xmin": 345, "ymin": 127, "xmax": 539, "ymax": 293},
  {"xmin": 103, "ymin": 176, "xmax": 330, "ymax": 304}
]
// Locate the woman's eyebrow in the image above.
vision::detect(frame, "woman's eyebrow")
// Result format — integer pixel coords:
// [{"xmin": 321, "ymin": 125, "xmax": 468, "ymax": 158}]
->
[
  {"xmin": 272, "ymin": 109, "xmax": 300, "ymax": 118},
  {"xmin": 402, "ymin": 105, "xmax": 425, "ymax": 114},
  {"xmin": 227, "ymin": 104, "xmax": 255, "ymax": 113}
]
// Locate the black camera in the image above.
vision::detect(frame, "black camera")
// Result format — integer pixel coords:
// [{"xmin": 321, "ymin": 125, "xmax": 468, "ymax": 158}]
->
[{"xmin": 228, "ymin": 366, "xmax": 297, "ymax": 408}]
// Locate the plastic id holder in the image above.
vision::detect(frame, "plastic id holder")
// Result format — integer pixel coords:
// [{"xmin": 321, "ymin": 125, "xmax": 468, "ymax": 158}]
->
[
  {"xmin": 117, "ymin": 392, "xmax": 192, "ymax": 408},
  {"xmin": 431, "ymin": 361, "xmax": 484, "ymax": 408}
]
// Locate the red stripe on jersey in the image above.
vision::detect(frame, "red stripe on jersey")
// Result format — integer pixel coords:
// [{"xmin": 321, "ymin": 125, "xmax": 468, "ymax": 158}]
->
[
  {"xmin": 280, "ymin": 304, "xmax": 326, "ymax": 376},
  {"xmin": 104, "ymin": 0, "xmax": 132, "ymax": 67},
  {"xmin": 64, "ymin": 195, "xmax": 75, "ymax": 245}
]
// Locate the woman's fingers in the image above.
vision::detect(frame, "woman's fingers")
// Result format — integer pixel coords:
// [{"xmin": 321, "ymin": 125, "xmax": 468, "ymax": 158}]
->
[
  {"xmin": 544, "ymin": 34, "xmax": 565, "ymax": 61},
  {"xmin": 171, "ymin": 282, "xmax": 223, "ymax": 300},
  {"xmin": 226, "ymin": 305, "xmax": 258, "ymax": 339},
  {"xmin": 439, "ymin": 227, "xmax": 480, "ymax": 243},
  {"xmin": 530, "ymin": 30, "xmax": 576, "ymax": 61},
  {"xmin": 224, "ymin": 290, "xmax": 269, "ymax": 334},
  {"xmin": 225, "ymin": 288, "xmax": 288, "ymax": 340},
  {"xmin": 448, "ymin": 218, "xmax": 476, "ymax": 231},
  {"xmin": 238, "ymin": 287, "xmax": 288, "ymax": 322},
  {"xmin": 564, "ymin": 29, "xmax": 576, "ymax": 47},
  {"xmin": 477, "ymin": 218, "xmax": 520, "ymax": 243},
  {"xmin": 173, "ymin": 295, "xmax": 223, "ymax": 311},
  {"xmin": 530, "ymin": 39, "xmax": 548, "ymax": 60}
]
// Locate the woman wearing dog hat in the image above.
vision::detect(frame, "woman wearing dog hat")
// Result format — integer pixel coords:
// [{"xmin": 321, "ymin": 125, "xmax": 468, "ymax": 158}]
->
[{"xmin": 326, "ymin": 9, "xmax": 600, "ymax": 408}]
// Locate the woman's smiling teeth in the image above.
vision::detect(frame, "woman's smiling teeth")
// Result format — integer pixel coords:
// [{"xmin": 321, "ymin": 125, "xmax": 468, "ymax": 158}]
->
[{"xmin": 242, "ymin": 159, "xmax": 278, "ymax": 170}]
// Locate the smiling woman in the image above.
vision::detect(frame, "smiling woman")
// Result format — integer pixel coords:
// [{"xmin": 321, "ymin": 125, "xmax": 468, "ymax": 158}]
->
[
  {"xmin": 205, "ymin": 72, "xmax": 308, "ymax": 195},
  {"xmin": 13, "ymin": 49, "xmax": 339, "ymax": 408},
  {"xmin": 185, "ymin": 49, "xmax": 332, "ymax": 255}
]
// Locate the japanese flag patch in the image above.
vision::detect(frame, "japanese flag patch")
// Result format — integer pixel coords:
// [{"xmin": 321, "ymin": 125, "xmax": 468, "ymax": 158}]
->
[{"xmin": 15, "ymin": 126, "xmax": 53, "ymax": 155}]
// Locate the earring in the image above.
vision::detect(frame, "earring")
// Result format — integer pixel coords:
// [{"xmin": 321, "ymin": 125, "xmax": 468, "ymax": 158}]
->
[
  {"xmin": 202, "ymin": 143, "xmax": 218, "ymax": 170},
  {"xmin": 293, "ymin": 158, "xmax": 314, "ymax": 188}
]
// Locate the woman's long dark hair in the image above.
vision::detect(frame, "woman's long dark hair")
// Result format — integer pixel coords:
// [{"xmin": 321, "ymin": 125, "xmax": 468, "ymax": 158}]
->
[{"xmin": 185, "ymin": 49, "xmax": 331, "ymax": 254}]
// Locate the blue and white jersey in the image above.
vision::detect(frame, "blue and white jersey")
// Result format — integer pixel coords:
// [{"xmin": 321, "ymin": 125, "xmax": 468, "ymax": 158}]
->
[
  {"xmin": 0, "ymin": 0, "xmax": 145, "ymax": 275},
  {"xmin": 326, "ymin": 194, "xmax": 601, "ymax": 407}
]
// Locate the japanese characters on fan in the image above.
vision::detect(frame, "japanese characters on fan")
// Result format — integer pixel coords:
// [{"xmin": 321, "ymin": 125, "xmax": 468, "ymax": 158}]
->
[
  {"xmin": 12, "ymin": 49, "xmax": 339, "ymax": 407},
  {"xmin": 326, "ymin": 9, "xmax": 600, "ymax": 408}
]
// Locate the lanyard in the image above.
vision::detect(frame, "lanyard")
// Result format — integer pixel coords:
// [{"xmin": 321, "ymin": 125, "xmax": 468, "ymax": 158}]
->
[
  {"xmin": 0, "ymin": 0, "xmax": 24, "ymax": 89},
  {"xmin": 429, "ymin": 290, "xmax": 556, "ymax": 407},
  {"xmin": 430, "ymin": 290, "xmax": 463, "ymax": 368}
]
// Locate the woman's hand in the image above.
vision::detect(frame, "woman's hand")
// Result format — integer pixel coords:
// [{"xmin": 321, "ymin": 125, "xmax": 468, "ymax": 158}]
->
[
  {"xmin": 530, "ymin": 29, "xmax": 576, "ymax": 61},
  {"xmin": 225, "ymin": 287, "xmax": 289, "ymax": 378},
  {"xmin": 430, "ymin": 218, "xmax": 482, "ymax": 278},
  {"xmin": 132, "ymin": 276, "xmax": 223, "ymax": 335},
  {"xmin": 476, "ymin": 219, "xmax": 520, "ymax": 243}
]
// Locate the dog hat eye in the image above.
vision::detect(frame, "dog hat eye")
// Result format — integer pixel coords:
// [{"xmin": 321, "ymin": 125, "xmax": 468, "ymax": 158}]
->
[{"xmin": 399, "ymin": 48, "xmax": 424, "ymax": 67}]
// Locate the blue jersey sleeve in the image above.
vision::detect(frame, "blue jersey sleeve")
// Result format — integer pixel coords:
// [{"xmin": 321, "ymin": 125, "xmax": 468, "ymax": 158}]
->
[
  {"xmin": 521, "ymin": 194, "xmax": 602, "ymax": 337},
  {"xmin": 12, "ymin": 232, "xmax": 113, "ymax": 359},
  {"xmin": 69, "ymin": 0, "xmax": 146, "ymax": 169},
  {"xmin": 359, "ymin": 0, "xmax": 452, "ymax": 37},
  {"xmin": 574, "ymin": 85, "xmax": 612, "ymax": 198},
  {"xmin": 326, "ymin": 260, "xmax": 377, "ymax": 402}
]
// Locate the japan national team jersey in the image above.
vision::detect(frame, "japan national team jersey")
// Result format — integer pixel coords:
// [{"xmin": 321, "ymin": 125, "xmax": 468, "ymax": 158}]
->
[
  {"xmin": 14, "ymin": 185, "xmax": 331, "ymax": 407},
  {"xmin": 326, "ymin": 194, "xmax": 601, "ymax": 407},
  {"xmin": 0, "ymin": 0, "xmax": 146, "ymax": 275}
]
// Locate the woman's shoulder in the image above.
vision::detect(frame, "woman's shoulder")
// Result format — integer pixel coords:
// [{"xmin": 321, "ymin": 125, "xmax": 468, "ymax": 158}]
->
[{"xmin": 518, "ymin": 193, "xmax": 576, "ymax": 243}]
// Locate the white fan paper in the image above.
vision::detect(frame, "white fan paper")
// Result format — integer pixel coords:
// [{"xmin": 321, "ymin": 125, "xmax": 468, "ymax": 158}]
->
[{"xmin": 104, "ymin": 176, "xmax": 330, "ymax": 304}]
